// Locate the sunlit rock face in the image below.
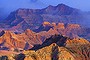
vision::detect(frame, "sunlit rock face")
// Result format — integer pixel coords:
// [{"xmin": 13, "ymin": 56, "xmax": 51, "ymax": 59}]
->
[
  {"xmin": 0, "ymin": 22, "xmax": 89, "ymax": 51},
  {"xmin": 14, "ymin": 35, "xmax": 90, "ymax": 60},
  {"xmin": 35, "ymin": 22, "xmax": 90, "ymax": 40},
  {"xmin": 0, "ymin": 34, "xmax": 89, "ymax": 60},
  {"xmin": 0, "ymin": 29, "xmax": 43, "ymax": 50}
]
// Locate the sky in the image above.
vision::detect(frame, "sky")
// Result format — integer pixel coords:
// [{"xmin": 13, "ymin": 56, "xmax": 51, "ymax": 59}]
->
[{"xmin": 0, "ymin": 0, "xmax": 90, "ymax": 19}]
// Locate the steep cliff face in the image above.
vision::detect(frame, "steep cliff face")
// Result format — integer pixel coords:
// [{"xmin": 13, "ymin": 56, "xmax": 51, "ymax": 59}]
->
[
  {"xmin": 0, "ymin": 28, "xmax": 59, "ymax": 51},
  {"xmin": 24, "ymin": 43, "xmax": 75, "ymax": 60},
  {"xmin": 65, "ymin": 38, "xmax": 90, "ymax": 60},
  {"xmin": 16, "ymin": 35, "xmax": 90, "ymax": 60},
  {"xmin": 0, "ymin": 30, "xmax": 26, "ymax": 50},
  {"xmin": 0, "ymin": 29, "xmax": 43, "ymax": 50},
  {"xmin": 0, "ymin": 34, "xmax": 89, "ymax": 60}
]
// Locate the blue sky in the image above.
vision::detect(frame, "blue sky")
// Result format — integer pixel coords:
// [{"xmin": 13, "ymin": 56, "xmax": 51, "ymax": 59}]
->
[
  {"xmin": 0, "ymin": 0, "xmax": 90, "ymax": 19},
  {"xmin": 0, "ymin": 0, "xmax": 90, "ymax": 10}
]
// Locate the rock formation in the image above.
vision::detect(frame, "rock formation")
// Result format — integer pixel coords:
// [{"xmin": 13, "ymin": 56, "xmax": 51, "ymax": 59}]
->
[
  {"xmin": 0, "ymin": 29, "xmax": 42, "ymax": 50},
  {"xmin": 0, "ymin": 4, "xmax": 84, "ymax": 32},
  {"xmin": 16, "ymin": 35, "xmax": 90, "ymax": 60}
]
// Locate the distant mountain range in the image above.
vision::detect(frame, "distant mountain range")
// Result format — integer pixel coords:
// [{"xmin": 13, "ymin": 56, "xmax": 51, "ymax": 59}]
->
[{"xmin": 0, "ymin": 4, "xmax": 89, "ymax": 32}]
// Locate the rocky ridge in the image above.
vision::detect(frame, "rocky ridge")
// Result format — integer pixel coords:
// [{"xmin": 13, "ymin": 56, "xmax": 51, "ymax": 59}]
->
[
  {"xmin": 0, "ymin": 4, "xmax": 84, "ymax": 32},
  {"xmin": 3, "ymin": 34, "xmax": 89, "ymax": 60},
  {"xmin": 0, "ymin": 22, "xmax": 89, "ymax": 51}
]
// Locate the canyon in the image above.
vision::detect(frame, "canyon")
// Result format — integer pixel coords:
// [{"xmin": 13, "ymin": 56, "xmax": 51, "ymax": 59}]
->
[{"xmin": 0, "ymin": 4, "xmax": 89, "ymax": 60}]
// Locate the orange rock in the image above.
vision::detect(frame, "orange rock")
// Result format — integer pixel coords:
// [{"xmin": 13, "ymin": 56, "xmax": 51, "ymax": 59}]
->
[
  {"xmin": 43, "ymin": 22, "xmax": 51, "ymax": 26},
  {"xmin": 57, "ymin": 23, "xmax": 65, "ymax": 29}
]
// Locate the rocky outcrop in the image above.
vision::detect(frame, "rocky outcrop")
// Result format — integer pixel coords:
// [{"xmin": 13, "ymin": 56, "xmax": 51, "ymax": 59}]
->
[
  {"xmin": 16, "ymin": 35, "xmax": 90, "ymax": 60},
  {"xmin": 0, "ymin": 29, "xmax": 42, "ymax": 50},
  {"xmin": 36, "ymin": 22, "xmax": 90, "ymax": 40},
  {"xmin": 0, "ymin": 22, "xmax": 89, "ymax": 51},
  {"xmin": 0, "ymin": 34, "xmax": 89, "ymax": 60},
  {"xmin": 23, "ymin": 43, "xmax": 75, "ymax": 60}
]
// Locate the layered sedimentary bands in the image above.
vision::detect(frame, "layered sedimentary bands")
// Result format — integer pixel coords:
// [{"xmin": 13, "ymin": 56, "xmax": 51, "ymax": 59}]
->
[
  {"xmin": 0, "ymin": 4, "xmax": 89, "ymax": 60},
  {"xmin": 0, "ymin": 35, "xmax": 89, "ymax": 60},
  {"xmin": 0, "ymin": 22, "xmax": 89, "ymax": 51}
]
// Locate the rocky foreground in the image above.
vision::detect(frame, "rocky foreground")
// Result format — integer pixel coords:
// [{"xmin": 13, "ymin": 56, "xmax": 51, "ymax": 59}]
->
[{"xmin": 0, "ymin": 34, "xmax": 89, "ymax": 60}]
